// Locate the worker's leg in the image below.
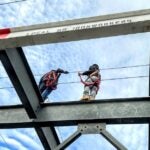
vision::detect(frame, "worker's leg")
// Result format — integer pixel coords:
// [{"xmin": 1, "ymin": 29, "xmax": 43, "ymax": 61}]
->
[
  {"xmin": 38, "ymin": 81, "xmax": 46, "ymax": 94},
  {"xmin": 41, "ymin": 87, "xmax": 52, "ymax": 101},
  {"xmin": 89, "ymin": 86, "xmax": 98, "ymax": 100},
  {"xmin": 89, "ymin": 76, "xmax": 99, "ymax": 100},
  {"xmin": 80, "ymin": 86, "xmax": 90, "ymax": 100},
  {"xmin": 81, "ymin": 77, "xmax": 93, "ymax": 100}
]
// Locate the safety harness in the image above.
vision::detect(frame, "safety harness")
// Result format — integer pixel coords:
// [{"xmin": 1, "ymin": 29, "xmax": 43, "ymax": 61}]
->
[
  {"xmin": 79, "ymin": 74, "xmax": 101, "ymax": 93},
  {"xmin": 43, "ymin": 71, "xmax": 59, "ymax": 90}
]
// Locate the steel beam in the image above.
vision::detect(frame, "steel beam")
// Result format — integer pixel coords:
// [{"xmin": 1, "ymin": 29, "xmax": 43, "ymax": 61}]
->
[
  {"xmin": 0, "ymin": 97, "xmax": 149, "ymax": 128},
  {"xmin": 55, "ymin": 123, "xmax": 127, "ymax": 150},
  {"xmin": 0, "ymin": 9, "xmax": 150, "ymax": 49},
  {"xmin": 37, "ymin": 97, "xmax": 150, "ymax": 125},
  {"xmin": 0, "ymin": 105, "xmax": 32, "ymax": 128},
  {"xmin": 54, "ymin": 131, "xmax": 81, "ymax": 150},
  {"xmin": 0, "ymin": 48, "xmax": 59, "ymax": 150},
  {"xmin": 101, "ymin": 129, "xmax": 127, "ymax": 150},
  {"xmin": 78, "ymin": 123, "xmax": 127, "ymax": 150}
]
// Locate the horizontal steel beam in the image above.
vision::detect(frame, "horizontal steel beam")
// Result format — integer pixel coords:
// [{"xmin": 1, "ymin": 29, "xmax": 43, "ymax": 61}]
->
[
  {"xmin": 0, "ymin": 9, "xmax": 150, "ymax": 49},
  {"xmin": 0, "ymin": 97, "xmax": 149, "ymax": 128}
]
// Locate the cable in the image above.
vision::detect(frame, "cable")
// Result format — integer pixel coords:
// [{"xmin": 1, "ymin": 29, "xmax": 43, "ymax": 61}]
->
[
  {"xmin": 58, "ymin": 75, "xmax": 148, "ymax": 84},
  {"xmin": 0, "ymin": 0, "xmax": 27, "ymax": 5},
  {"xmin": 0, "ymin": 75, "xmax": 148, "ymax": 90},
  {"xmin": 0, "ymin": 133, "xmax": 9, "ymax": 148},
  {"xmin": 0, "ymin": 64, "xmax": 149, "ymax": 79},
  {"xmin": 0, "ymin": 87, "xmax": 13, "ymax": 90},
  {"xmin": 100, "ymin": 64, "xmax": 149, "ymax": 71},
  {"xmin": 68, "ymin": 64, "xmax": 150, "ymax": 73}
]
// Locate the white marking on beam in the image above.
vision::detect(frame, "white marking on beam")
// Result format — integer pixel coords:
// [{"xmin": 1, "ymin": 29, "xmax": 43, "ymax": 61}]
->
[{"xmin": 7, "ymin": 14, "xmax": 150, "ymax": 38}]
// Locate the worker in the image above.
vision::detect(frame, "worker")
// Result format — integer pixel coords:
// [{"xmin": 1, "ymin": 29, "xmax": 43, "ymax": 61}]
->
[
  {"xmin": 78, "ymin": 64, "xmax": 101, "ymax": 101},
  {"xmin": 39, "ymin": 68, "xmax": 69, "ymax": 102}
]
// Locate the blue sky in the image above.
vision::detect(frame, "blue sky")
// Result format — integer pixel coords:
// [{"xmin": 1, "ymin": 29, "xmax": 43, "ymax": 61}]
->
[{"xmin": 0, "ymin": 0, "xmax": 150, "ymax": 149}]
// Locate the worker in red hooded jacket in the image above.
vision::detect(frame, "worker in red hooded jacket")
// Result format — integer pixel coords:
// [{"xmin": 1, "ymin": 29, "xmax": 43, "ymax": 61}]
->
[{"xmin": 39, "ymin": 68, "xmax": 69, "ymax": 102}]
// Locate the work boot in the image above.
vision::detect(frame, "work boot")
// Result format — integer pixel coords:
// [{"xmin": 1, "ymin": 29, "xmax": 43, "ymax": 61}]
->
[
  {"xmin": 80, "ymin": 95, "xmax": 89, "ymax": 101},
  {"xmin": 44, "ymin": 98, "xmax": 49, "ymax": 103},
  {"xmin": 89, "ymin": 96, "xmax": 95, "ymax": 100}
]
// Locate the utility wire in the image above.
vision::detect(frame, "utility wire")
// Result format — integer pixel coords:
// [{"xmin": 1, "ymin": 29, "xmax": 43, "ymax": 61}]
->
[
  {"xmin": 0, "ymin": 64, "xmax": 149, "ymax": 79},
  {"xmin": 58, "ymin": 75, "xmax": 148, "ymax": 84},
  {"xmin": 0, "ymin": 0, "xmax": 27, "ymax": 5},
  {"xmin": 68, "ymin": 64, "xmax": 149, "ymax": 73},
  {"xmin": 100, "ymin": 64, "xmax": 149, "ymax": 71},
  {"xmin": 0, "ymin": 133, "xmax": 9, "ymax": 148},
  {"xmin": 0, "ymin": 75, "xmax": 148, "ymax": 90}
]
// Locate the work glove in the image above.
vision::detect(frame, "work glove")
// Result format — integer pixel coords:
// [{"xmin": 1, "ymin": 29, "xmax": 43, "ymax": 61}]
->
[{"xmin": 64, "ymin": 71, "xmax": 69, "ymax": 74}]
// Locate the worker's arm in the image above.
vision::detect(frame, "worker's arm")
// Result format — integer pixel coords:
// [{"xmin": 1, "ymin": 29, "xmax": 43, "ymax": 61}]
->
[
  {"xmin": 78, "ymin": 70, "xmax": 93, "ymax": 76},
  {"xmin": 89, "ymin": 70, "xmax": 99, "ymax": 77},
  {"xmin": 57, "ymin": 69, "xmax": 69, "ymax": 74}
]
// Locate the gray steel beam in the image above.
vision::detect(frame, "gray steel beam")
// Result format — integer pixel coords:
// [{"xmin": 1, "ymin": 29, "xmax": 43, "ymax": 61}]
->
[
  {"xmin": 54, "ymin": 131, "xmax": 81, "ymax": 150},
  {"xmin": 37, "ymin": 97, "xmax": 150, "ymax": 125},
  {"xmin": 101, "ymin": 129, "xmax": 127, "ymax": 150},
  {"xmin": 0, "ymin": 48, "xmax": 59, "ymax": 150},
  {"xmin": 0, "ymin": 97, "xmax": 149, "ymax": 128},
  {"xmin": 0, "ymin": 9, "xmax": 150, "ymax": 49},
  {"xmin": 0, "ymin": 105, "xmax": 33, "ymax": 128},
  {"xmin": 78, "ymin": 123, "xmax": 127, "ymax": 150}
]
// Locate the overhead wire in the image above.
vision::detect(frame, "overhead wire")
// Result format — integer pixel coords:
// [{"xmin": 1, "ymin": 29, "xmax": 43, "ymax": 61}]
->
[
  {"xmin": 63, "ymin": 64, "xmax": 150, "ymax": 73},
  {"xmin": 0, "ymin": 75, "xmax": 148, "ymax": 90},
  {"xmin": 58, "ymin": 75, "xmax": 148, "ymax": 84},
  {"xmin": 0, "ymin": 132, "xmax": 9, "ymax": 148},
  {"xmin": 0, "ymin": 63, "xmax": 148, "ymax": 89},
  {"xmin": 0, "ymin": 0, "xmax": 27, "ymax": 5},
  {"xmin": 0, "ymin": 64, "xmax": 149, "ymax": 79}
]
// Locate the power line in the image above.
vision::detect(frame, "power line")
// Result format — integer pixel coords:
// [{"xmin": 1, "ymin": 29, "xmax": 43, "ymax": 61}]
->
[
  {"xmin": 0, "ymin": 86, "xmax": 13, "ymax": 90},
  {"xmin": 0, "ymin": 75, "xmax": 148, "ymax": 90},
  {"xmin": 100, "ymin": 64, "xmax": 149, "ymax": 71},
  {"xmin": 0, "ymin": 0, "xmax": 27, "ymax": 5},
  {"xmin": 0, "ymin": 133, "xmax": 9, "ymax": 148},
  {"xmin": 66, "ymin": 64, "xmax": 149, "ymax": 73},
  {"xmin": 58, "ymin": 75, "xmax": 148, "ymax": 84},
  {"xmin": 0, "ymin": 64, "xmax": 149, "ymax": 79}
]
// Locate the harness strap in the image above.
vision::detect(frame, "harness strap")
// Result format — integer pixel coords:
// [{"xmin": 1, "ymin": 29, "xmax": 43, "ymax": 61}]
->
[
  {"xmin": 44, "ymin": 71, "xmax": 59, "ymax": 89},
  {"xmin": 79, "ymin": 74, "xmax": 101, "ymax": 93}
]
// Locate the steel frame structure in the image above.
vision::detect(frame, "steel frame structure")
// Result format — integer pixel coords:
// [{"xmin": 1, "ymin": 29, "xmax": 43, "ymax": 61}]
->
[{"xmin": 0, "ymin": 9, "xmax": 150, "ymax": 150}]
